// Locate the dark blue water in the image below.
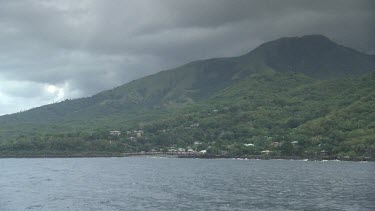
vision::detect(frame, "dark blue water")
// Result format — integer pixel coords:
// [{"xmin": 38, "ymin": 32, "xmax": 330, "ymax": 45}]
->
[{"xmin": 0, "ymin": 158, "xmax": 374, "ymax": 211}]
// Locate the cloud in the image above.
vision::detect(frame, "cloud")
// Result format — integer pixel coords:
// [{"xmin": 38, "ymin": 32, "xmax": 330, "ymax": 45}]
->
[
  {"xmin": 0, "ymin": 77, "xmax": 62, "ymax": 114},
  {"xmin": 0, "ymin": 0, "xmax": 374, "ymax": 115}
]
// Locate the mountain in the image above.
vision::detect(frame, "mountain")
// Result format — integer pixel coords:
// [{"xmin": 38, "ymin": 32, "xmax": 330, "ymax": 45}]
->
[
  {"xmin": 1, "ymin": 35, "xmax": 374, "ymax": 123},
  {"xmin": 0, "ymin": 35, "xmax": 374, "ymax": 158}
]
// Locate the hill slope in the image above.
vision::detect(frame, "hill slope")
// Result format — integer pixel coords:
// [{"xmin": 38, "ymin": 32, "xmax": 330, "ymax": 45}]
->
[
  {"xmin": 131, "ymin": 71, "xmax": 375, "ymax": 156},
  {"xmin": 1, "ymin": 71, "xmax": 374, "ymax": 158}
]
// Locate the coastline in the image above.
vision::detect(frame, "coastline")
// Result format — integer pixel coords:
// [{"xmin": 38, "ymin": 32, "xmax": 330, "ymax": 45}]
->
[
  {"xmin": 0, "ymin": 152, "xmax": 126, "ymax": 159},
  {"xmin": 176, "ymin": 154, "xmax": 374, "ymax": 162},
  {"xmin": 0, "ymin": 152, "xmax": 373, "ymax": 161}
]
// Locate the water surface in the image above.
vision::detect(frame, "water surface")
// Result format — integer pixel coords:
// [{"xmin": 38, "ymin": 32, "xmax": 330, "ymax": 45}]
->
[{"xmin": 0, "ymin": 158, "xmax": 374, "ymax": 210}]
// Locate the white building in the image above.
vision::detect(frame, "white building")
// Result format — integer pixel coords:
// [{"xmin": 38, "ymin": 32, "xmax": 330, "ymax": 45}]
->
[
  {"xmin": 110, "ymin": 131, "xmax": 121, "ymax": 136},
  {"xmin": 261, "ymin": 150, "xmax": 271, "ymax": 154},
  {"xmin": 244, "ymin": 143, "xmax": 254, "ymax": 147}
]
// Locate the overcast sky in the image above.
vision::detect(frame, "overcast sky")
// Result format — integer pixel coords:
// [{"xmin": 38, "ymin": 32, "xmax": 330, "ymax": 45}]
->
[{"xmin": 0, "ymin": 0, "xmax": 374, "ymax": 115}]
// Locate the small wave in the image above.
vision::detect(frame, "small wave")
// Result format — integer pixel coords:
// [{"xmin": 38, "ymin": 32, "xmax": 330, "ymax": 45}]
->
[
  {"xmin": 321, "ymin": 159, "xmax": 341, "ymax": 162},
  {"xmin": 26, "ymin": 204, "xmax": 43, "ymax": 210},
  {"xmin": 295, "ymin": 159, "xmax": 309, "ymax": 161}
]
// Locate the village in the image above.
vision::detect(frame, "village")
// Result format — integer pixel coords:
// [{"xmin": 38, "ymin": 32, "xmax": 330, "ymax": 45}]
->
[
  {"xmin": 110, "ymin": 129, "xmax": 208, "ymax": 155},
  {"xmin": 108, "ymin": 127, "xmax": 314, "ymax": 157}
]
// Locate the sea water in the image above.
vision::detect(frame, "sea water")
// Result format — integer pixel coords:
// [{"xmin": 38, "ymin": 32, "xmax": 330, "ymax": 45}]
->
[{"xmin": 0, "ymin": 158, "xmax": 374, "ymax": 210}]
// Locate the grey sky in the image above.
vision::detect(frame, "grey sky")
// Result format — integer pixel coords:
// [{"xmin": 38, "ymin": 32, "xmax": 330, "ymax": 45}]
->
[{"xmin": 0, "ymin": 0, "xmax": 374, "ymax": 115}]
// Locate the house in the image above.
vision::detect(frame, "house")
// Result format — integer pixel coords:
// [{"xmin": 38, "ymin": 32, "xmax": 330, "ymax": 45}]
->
[
  {"xmin": 291, "ymin": 141, "xmax": 299, "ymax": 145},
  {"xmin": 190, "ymin": 123, "xmax": 199, "ymax": 127},
  {"xmin": 110, "ymin": 130, "xmax": 121, "ymax": 136},
  {"xmin": 194, "ymin": 141, "xmax": 203, "ymax": 145},
  {"xmin": 261, "ymin": 150, "xmax": 271, "ymax": 154},
  {"xmin": 199, "ymin": 150, "xmax": 207, "ymax": 154},
  {"xmin": 244, "ymin": 143, "xmax": 254, "ymax": 147}
]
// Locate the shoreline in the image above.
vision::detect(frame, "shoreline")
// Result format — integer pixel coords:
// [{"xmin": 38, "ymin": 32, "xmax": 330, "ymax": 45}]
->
[
  {"xmin": 0, "ymin": 152, "xmax": 373, "ymax": 161},
  {"xmin": 176, "ymin": 154, "xmax": 374, "ymax": 162},
  {"xmin": 0, "ymin": 152, "xmax": 126, "ymax": 159}
]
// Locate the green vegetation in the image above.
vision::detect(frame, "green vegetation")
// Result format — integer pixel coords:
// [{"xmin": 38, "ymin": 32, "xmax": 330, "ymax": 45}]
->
[{"xmin": 0, "ymin": 35, "xmax": 374, "ymax": 158}]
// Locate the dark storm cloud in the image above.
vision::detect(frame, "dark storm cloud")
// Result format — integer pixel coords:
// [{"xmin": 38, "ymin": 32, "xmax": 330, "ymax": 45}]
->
[{"xmin": 0, "ymin": 0, "xmax": 374, "ymax": 115}]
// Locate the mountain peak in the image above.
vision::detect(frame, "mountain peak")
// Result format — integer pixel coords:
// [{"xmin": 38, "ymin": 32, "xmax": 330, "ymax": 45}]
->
[
  {"xmin": 247, "ymin": 34, "xmax": 375, "ymax": 79},
  {"xmin": 286, "ymin": 34, "xmax": 332, "ymax": 41},
  {"xmin": 259, "ymin": 34, "xmax": 336, "ymax": 52}
]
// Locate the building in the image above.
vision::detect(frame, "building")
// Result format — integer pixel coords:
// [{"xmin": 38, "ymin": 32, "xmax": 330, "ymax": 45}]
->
[
  {"xmin": 110, "ymin": 130, "xmax": 121, "ymax": 136},
  {"xmin": 199, "ymin": 150, "xmax": 207, "ymax": 154},
  {"xmin": 261, "ymin": 150, "xmax": 271, "ymax": 154},
  {"xmin": 244, "ymin": 143, "xmax": 254, "ymax": 147}
]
